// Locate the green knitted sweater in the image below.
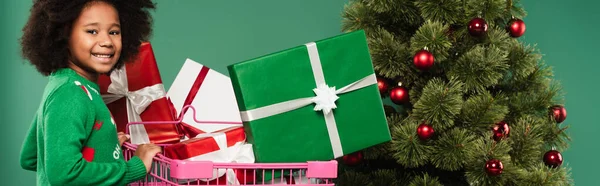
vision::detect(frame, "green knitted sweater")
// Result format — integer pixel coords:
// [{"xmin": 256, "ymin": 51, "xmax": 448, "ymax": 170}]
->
[{"xmin": 20, "ymin": 68, "xmax": 147, "ymax": 185}]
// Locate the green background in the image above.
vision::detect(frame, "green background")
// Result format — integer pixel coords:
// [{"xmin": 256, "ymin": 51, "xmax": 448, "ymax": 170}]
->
[{"xmin": 1, "ymin": 0, "xmax": 597, "ymax": 185}]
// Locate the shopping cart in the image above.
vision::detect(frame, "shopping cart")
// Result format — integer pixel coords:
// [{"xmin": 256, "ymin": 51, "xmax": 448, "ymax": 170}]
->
[{"xmin": 123, "ymin": 105, "xmax": 338, "ymax": 185}]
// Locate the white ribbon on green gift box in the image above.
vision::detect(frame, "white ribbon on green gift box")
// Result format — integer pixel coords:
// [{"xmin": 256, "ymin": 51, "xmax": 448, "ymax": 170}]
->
[
  {"xmin": 182, "ymin": 131, "xmax": 254, "ymax": 185},
  {"xmin": 101, "ymin": 67, "xmax": 167, "ymax": 144},
  {"xmin": 239, "ymin": 42, "xmax": 377, "ymax": 158}
]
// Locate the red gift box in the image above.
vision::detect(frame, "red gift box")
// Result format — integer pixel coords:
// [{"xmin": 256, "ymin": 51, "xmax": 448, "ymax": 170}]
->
[
  {"xmin": 164, "ymin": 127, "xmax": 255, "ymax": 184},
  {"xmin": 98, "ymin": 42, "xmax": 180, "ymax": 144}
]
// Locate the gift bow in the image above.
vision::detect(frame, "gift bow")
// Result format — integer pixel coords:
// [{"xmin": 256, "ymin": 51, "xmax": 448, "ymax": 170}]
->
[
  {"xmin": 239, "ymin": 42, "xmax": 377, "ymax": 158},
  {"xmin": 187, "ymin": 130, "xmax": 255, "ymax": 184},
  {"xmin": 102, "ymin": 67, "xmax": 167, "ymax": 144}
]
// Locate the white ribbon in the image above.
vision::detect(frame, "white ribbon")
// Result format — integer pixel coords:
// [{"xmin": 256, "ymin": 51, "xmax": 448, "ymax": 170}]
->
[
  {"xmin": 101, "ymin": 67, "xmax": 167, "ymax": 144},
  {"xmin": 239, "ymin": 42, "xmax": 377, "ymax": 158},
  {"xmin": 182, "ymin": 132, "xmax": 254, "ymax": 185}
]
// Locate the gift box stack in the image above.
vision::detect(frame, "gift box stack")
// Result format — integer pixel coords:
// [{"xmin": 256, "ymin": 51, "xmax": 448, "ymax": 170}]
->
[{"xmin": 101, "ymin": 30, "xmax": 391, "ymax": 184}]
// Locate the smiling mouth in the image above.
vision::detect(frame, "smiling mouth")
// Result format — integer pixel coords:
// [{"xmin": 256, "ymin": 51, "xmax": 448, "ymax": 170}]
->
[{"xmin": 92, "ymin": 53, "xmax": 114, "ymax": 58}]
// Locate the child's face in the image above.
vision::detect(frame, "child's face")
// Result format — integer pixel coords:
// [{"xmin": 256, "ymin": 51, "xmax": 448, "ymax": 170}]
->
[{"xmin": 68, "ymin": 1, "xmax": 121, "ymax": 75}]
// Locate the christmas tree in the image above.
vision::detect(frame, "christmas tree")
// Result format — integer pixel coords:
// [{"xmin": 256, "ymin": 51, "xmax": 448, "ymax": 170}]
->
[{"xmin": 335, "ymin": 0, "xmax": 572, "ymax": 185}]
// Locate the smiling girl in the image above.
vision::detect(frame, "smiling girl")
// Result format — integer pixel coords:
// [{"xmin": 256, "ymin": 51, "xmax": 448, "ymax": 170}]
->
[{"xmin": 19, "ymin": 0, "xmax": 162, "ymax": 185}]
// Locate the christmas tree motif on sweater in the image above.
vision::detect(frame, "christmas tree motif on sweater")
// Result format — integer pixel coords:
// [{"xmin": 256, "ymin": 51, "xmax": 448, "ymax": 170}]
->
[
  {"xmin": 74, "ymin": 81, "xmax": 93, "ymax": 100},
  {"xmin": 93, "ymin": 120, "xmax": 104, "ymax": 130}
]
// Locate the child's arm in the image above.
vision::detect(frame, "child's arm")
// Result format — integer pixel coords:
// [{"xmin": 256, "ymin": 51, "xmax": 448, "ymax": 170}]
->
[
  {"xmin": 20, "ymin": 115, "xmax": 38, "ymax": 171},
  {"xmin": 42, "ymin": 85, "xmax": 147, "ymax": 185}
]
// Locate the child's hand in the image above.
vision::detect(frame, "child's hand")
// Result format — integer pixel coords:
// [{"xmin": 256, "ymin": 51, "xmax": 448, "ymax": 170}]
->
[
  {"xmin": 134, "ymin": 144, "xmax": 162, "ymax": 173},
  {"xmin": 117, "ymin": 132, "xmax": 130, "ymax": 146}
]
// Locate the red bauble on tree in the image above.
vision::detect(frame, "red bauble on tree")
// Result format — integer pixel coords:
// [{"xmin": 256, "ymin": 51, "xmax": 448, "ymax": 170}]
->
[
  {"xmin": 550, "ymin": 105, "xmax": 567, "ymax": 123},
  {"xmin": 390, "ymin": 86, "xmax": 410, "ymax": 105},
  {"xmin": 342, "ymin": 151, "xmax": 363, "ymax": 166},
  {"xmin": 377, "ymin": 77, "xmax": 389, "ymax": 94},
  {"xmin": 468, "ymin": 17, "xmax": 488, "ymax": 37},
  {"xmin": 485, "ymin": 159, "xmax": 504, "ymax": 176},
  {"xmin": 543, "ymin": 150, "xmax": 563, "ymax": 168},
  {"xmin": 413, "ymin": 49, "xmax": 435, "ymax": 71},
  {"xmin": 507, "ymin": 18, "xmax": 526, "ymax": 38},
  {"xmin": 417, "ymin": 122, "xmax": 435, "ymax": 140},
  {"xmin": 492, "ymin": 121, "xmax": 510, "ymax": 141}
]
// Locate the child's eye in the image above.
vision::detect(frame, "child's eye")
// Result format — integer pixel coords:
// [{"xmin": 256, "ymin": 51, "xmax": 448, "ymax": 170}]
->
[
  {"xmin": 86, "ymin": 30, "xmax": 98, "ymax": 34},
  {"xmin": 109, "ymin": 31, "xmax": 121, "ymax": 35}
]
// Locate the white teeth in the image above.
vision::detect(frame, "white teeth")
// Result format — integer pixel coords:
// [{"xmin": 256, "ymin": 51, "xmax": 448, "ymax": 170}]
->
[{"xmin": 93, "ymin": 54, "xmax": 112, "ymax": 58}]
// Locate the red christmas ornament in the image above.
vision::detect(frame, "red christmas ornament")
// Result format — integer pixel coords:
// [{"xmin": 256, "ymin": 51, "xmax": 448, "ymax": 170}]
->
[
  {"xmin": 543, "ymin": 150, "xmax": 563, "ymax": 168},
  {"xmin": 507, "ymin": 18, "xmax": 526, "ymax": 38},
  {"xmin": 390, "ymin": 86, "xmax": 410, "ymax": 105},
  {"xmin": 550, "ymin": 105, "xmax": 567, "ymax": 123},
  {"xmin": 413, "ymin": 49, "xmax": 435, "ymax": 71},
  {"xmin": 468, "ymin": 18, "xmax": 488, "ymax": 37},
  {"xmin": 377, "ymin": 77, "xmax": 389, "ymax": 94},
  {"xmin": 342, "ymin": 151, "xmax": 363, "ymax": 166},
  {"xmin": 417, "ymin": 122, "xmax": 435, "ymax": 140},
  {"xmin": 492, "ymin": 121, "xmax": 510, "ymax": 141},
  {"xmin": 485, "ymin": 159, "xmax": 504, "ymax": 176}
]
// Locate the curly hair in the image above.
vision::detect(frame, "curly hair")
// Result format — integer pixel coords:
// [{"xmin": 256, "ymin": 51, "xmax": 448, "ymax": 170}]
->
[{"xmin": 20, "ymin": 0, "xmax": 156, "ymax": 76}]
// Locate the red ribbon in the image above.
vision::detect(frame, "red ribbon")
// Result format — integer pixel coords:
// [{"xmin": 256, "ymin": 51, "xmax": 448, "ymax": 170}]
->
[{"xmin": 177, "ymin": 66, "xmax": 211, "ymax": 138}]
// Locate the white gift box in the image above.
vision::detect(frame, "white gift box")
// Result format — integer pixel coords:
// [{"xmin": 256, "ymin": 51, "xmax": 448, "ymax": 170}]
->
[{"xmin": 166, "ymin": 58, "xmax": 243, "ymax": 135}]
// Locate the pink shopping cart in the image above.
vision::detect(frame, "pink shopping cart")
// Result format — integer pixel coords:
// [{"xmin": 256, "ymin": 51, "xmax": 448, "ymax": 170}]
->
[{"xmin": 123, "ymin": 105, "xmax": 338, "ymax": 186}]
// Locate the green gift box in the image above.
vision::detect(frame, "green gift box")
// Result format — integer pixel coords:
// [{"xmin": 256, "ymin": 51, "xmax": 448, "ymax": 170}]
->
[{"xmin": 227, "ymin": 30, "xmax": 391, "ymax": 163}]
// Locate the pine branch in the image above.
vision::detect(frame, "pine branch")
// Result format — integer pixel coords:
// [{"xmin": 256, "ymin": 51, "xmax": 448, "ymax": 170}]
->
[
  {"xmin": 368, "ymin": 169, "xmax": 402, "ymax": 186},
  {"xmin": 484, "ymin": 26, "xmax": 514, "ymax": 53},
  {"xmin": 410, "ymin": 20, "xmax": 453, "ymax": 62},
  {"xmin": 543, "ymin": 119, "xmax": 571, "ymax": 151},
  {"xmin": 361, "ymin": 0, "xmax": 398, "ymax": 13},
  {"xmin": 464, "ymin": 137, "xmax": 522, "ymax": 185},
  {"xmin": 431, "ymin": 128, "xmax": 477, "ymax": 171},
  {"xmin": 503, "ymin": 41, "xmax": 540, "ymax": 82},
  {"xmin": 447, "ymin": 45, "xmax": 509, "ymax": 93},
  {"xmin": 458, "ymin": 90, "xmax": 509, "ymax": 132},
  {"xmin": 508, "ymin": 0, "xmax": 527, "ymax": 19},
  {"xmin": 341, "ymin": 1, "xmax": 379, "ymax": 33},
  {"xmin": 412, "ymin": 77, "xmax": 464, "ymax": 131},
  {"xmin": 506, "ymin": 80, "xmax": 561, "ymax": 120},
  {"xmin": 465, "ymin": 0, "xmax": 507, "ymax": 26},
  {"xmin": 415, "ymin": 0, "xmax": 464, "ymax": 24},
  {"xmin": 504, "ymin": 61, "xmax": 553, "ymax": 93},
  {"xmin": 365, "ymin": 0, "xmax": 423, "ymax": 27},
  {"xmin": 391, "ymin": 117, "xmax": 434, "ymax": 168},
  {"xmin": 408, "ymin": 173, "xmax": 443, "ymax": 186},
  {"xmin": 508, "ymin": 115, "xmax": 545, "ymax": 168},
  {"xmin": 365, "ymin": 27, "xmax": 414, "ymax": 79},
  {"xmin": 518, "ymin": 163, "xmax": 573, "ymax": 186}
]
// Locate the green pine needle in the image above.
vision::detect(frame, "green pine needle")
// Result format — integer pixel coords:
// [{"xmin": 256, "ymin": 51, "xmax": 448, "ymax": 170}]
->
[
  {"xmin": 415, "ymin": 0, "xmax": 464, "ymax": 24},
  {"xmin": 408, "ymin": 173, "xmax": 443, "ymax": 186},
  {"xmin": 508, "ymin": 115, "xmax": 545, "ymax": 167},
  {"xmin": 458, "ymin": 90, "xmax": 509, "ymax": 131},
  {"xmin": 447, "ymin": 45, "xmax": 509, "ymax": 93},
  {"xmin": 412, "ymin": 77, "xmax": 464, "ymax": 131},
  {"xmin": 485, "ymin": 26, "xmax": 514, "ymax": 52},
  {"xmin": 391, "ymin": 117, "xmax": 434, "ymax": 168},
  {"xmin": 366, "ymin": 27, "xmax": 413, "ymax": 79},
  {"xmin": 368, "ymin": 169, "xmax": 401, "ymax": 186},
  {"xmin": 342, "ymin": 1, "xmax": 379, "ymax": 33},
  {"xmin": 431, "ymin": 128, "xmax": 477, "ymax": 171},
  {"xmin": 410, "ymin": 20, "xmax": 453, "ymax": 62},
  {"xmin": 518, "ymin": 163, "xmax": 573, "ymax": 186},
  {"xmin": 465, "ymin": 0, "xmax": 507, "ymax": 26}
]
